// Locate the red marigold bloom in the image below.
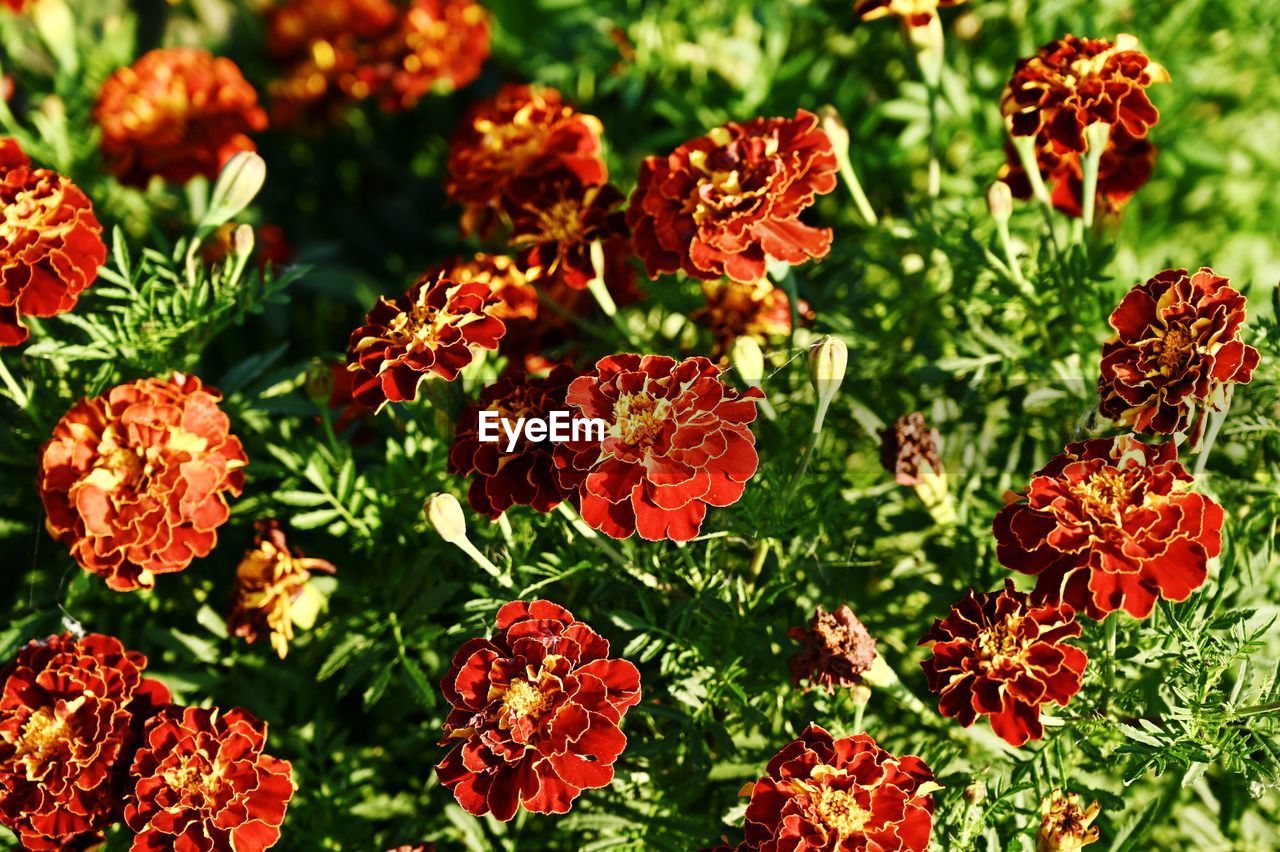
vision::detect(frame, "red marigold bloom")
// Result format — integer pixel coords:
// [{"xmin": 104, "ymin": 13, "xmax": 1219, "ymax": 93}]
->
[
  {"xmin": 1002, "ymin": 35, "xmax": 1169, "ymax": 154},
  {"xmin": 920, "ymin": 581, "xmax": 1086, "ymax": 746},
  {"xmin": 345, "ymin": 271, "xmax": 507, "ymax": 411},
  {"xmin": 364, "ymin": 0, "xmax": 490, "ymax": 111},
  {"xmin": 741, "ymin": 724, "xmax": 937, "ymax": 850},
  {"xmin": 855, "ymin": 0, "xmax": 966, "ymax": 27},
  {"xmin": 1098, "ymin": 267, "xmax": 1260, "ymax": 437},
  {"xmin": 993, "ymin": 435, "xmax": 1223, "ymax": 620},
  {"xmin": 448, "ymin": 366, "xmax": 581, "ymax": 519},
  {"xmin": 554, "ymin": 354, "xmax": 763, "ymax": 542},
  {"xmin": 446, "ymin": 84, "xmax": 607, "ymax": 236},
  {"xmin": 1000, "ymin": 133, "xmax": 1157, "ymax": 219},
  {"xmin": 226, "ymin": 520, "xmax": 336, "ymax": 660},
  {"xmin": 124, "ymin": 705, "xmax": 293, "ymax": 852},
  {"xmin": 692, "ymin": 279, "xmax": 793, "ymax": 358},
  {"xmin": 38, "ymin": 373, "xmax": 248, "ymax": 592},
  {"xmin": 0, "ymin": 140, "xmax": 107, "ymax": 347},
  {"xmin": 788, "ymin": 605, "xmax": 878, "ymax": 693},
  {"xmin": 0, "ymin": 633, "xmax": 169, "ymax": 851},
  {"xmin": 436, "ymin": 600, "xmax": 641, "ymax": 821},
  {"xmin": 628, "ymin": 110, "xmax": 837, "ymax": 284},
  {"xmin": 424, "ymin": 253, "xmax": 539, "ymax": 325},
  {"xmin": 95, "ymin": 48, "xmax": 268, "ymax": 186}
]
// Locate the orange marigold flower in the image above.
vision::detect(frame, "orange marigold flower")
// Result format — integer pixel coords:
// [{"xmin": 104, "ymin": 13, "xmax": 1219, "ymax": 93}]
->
[
  {"xmin": 124, "ymin": 705, "xmax": 294, "ymax": 852},
  {"xmin": 38, "ymin": 373, "xmax": 248, "ymax": 592},
  {"xmin": 880, "ymin": 412, "xmax": 944, "ymax": 486},
  {"xmin": 227, "ymin": 520, "xmax": 336, "ymax": 660},
  {"xmin": 0, "ymin": 633, "xmax": 170, "ymax": 851},
  {"xmin": 993, "ymin": 435, "xmax": 1223, "ymax": 620},
  {"xmin": 345, "ymin": 271, "xmax": 507, "ymax": 410},
  {"xmin": 788, "ymin": 605, "xmax": 878, "ymax": 693},
  {"xmin": 0, "ymin": 139, "xmax": 107, "ymax": 347},
  {"xmin": 920, "ymin": 580, "xmax": 1087, "ymax": 747},
  {"xmin": 95, "ymin": 48, "xmax": 268, "ymax": 186},
  {"xmin": 446, "ymin": 84, "xmax": 607, "ymax": 236},
  {"xmin": 692, "ymin": 279, "xmax": 793, "ymax": 358},
  {"xmin": 437, "ymin": 600, "xmax": 641, "ymax": 821},
  {"xmin": 365, "ymin": 0, "xmax": 490, "ymax": 111},
  {"xmin": 741, "ymin": 724, "xmax": 937, "ymax": 850},
  {"xmin": 1037, "ymin": 789, "xmax": 1101, "ymax": 851},
  {"xmin": 1098, "ymin": 267, "xmax": 1260, "ymax": 437},
  {"xmin": 855, "ymin": 0, "xmax": 965, "ymax": 27},
  {"xmin": 628, "ymin": 110, "xmax": 838, "ymax": 283},
  {"xmin": 424, "ymin": 253, "xmax": 539, "ymax": 324}
]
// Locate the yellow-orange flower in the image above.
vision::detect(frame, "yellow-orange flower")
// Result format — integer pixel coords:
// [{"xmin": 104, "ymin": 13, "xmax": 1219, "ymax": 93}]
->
[{"xmin": 1037, "ymin": 789, "xmax": 1101, "ymax": 851}]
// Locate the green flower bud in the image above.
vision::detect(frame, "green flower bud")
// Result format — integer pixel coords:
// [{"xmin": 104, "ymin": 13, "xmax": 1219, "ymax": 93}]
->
[{"xmin": 424, "ymin": 493, "xmax": 467, "ymax": 545}]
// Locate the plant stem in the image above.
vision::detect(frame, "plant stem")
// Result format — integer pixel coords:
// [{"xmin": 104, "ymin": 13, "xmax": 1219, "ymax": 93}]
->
[
  {"xmin": 1102, "ymin": 614, "xmax": 1118, "ymax": 714},
  {"xmin": 1193, "ymin": 386, "xmax": 1233, "ymax": 478},
  {"xmin": 554, "ymin": 502, "xmax": 629, "ymax": 570},
  {"xmin": 747, "ymin": 538, "xmax": 770, "ymax": 580},
  {"xmin": 1080, "ymin": 123, "xmax": 1111, "ymax": 230},
  {"xmin": 837, "ymin": 151, "xmax": 879, "ymax": 226},
  {"xmin": 584, "ymin": 240, "xmax": 633, "ymax": 345},
  {"xmin": 995, "ymin": 216, "xmax": 1030, "ymax": 294},
  {"xmin": 452, "ymin": 536, "xmax": 512, "ymax": 587},
  {"xmin": 0, "ymin": 353, "xmax": 30, "ymax": 411}
]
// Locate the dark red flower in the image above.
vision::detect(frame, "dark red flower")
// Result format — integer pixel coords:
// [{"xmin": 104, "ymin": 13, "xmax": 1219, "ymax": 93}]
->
[
  {"xmin": 1002, "ymin": 35, "xmax": 1169, "ymax": 154},
  {"xmin": 879, "ymin": 413, "xmax": 944, "ymax": 486},
  {"xmin": 0, "ymin": 139, "xmax": 107, "ymax": 347},
  {"xmin": 691, "ymin": 279, "xmax": 794, "ymax": 358},
  {"xmin": 627, "ymin": 110, "xmax": 837, "ymax": 283},
  {"xmin": 554, "ymin": 354, "xmax": 764, "ymax": 542},
  {"xmin": 38, "ymin": 373, "xmax": 248, "ymax": 592},
  {"xmin": 0, "ymin": 633, "xmax": 169, "ymax": 851},
  {"xmin": 436, "ymin": 600, "xmax": 641, "ymax": 821},
  {"xmin": 94, "ymin": 48, "xmax": 267, "ymax": 186},
  {"xmin": 448, "ymin": 366, "xmax": 581, "ymax": 519},
  {"xmin": 345, "ymin": 271, "xmax": 507, "ymax": 410},
  {"xmin": 854, "ymin": 0, "xmax": 966, "ymax": 27},
  {"xmin": 1000, "ymin": 132, "xmax": 1157, "ymax": 219},
  {"xmin": 447, "ymin": 84, "xmax": 607, "ymax": 236},
  {"xmin": 920, "ymin": 581, "xmax": 1086, "ymax": 747},
  {"xmin": 994, "ymin": 436, "xmax": 1223, "ymax": 620},
  {"xmin": 788, "ymin": 605, "xmax": 878, "ymax": 693},
  {"xmin": 423, "ymin": 253, "xmax": 540, "ymax": 325},
  {"xmin": 124, "ymin": 705, "xmax": 293, "ymax": 851},
  {"xmin": 1098, "ymin": 267, "xmax": 1260, "ymax": 437},
  {"xmin": 741, "ymin": 724, "xmax": 937, "ymax": 850}
]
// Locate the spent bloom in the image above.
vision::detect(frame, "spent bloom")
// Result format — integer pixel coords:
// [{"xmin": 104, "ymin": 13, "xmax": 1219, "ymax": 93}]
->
[
  {"xmin": 38, "ymin": 373, "xmax": 248, "ymax": 592},
  {"xmin": 227, "ymin": 520, "xmax": 337, "ymax": 660},
  {"xmin": 0, "ymin": 633, "xmax": 169, "ymax": 851},
  {"xmin": 0, "ymin": 137, "xmax": 107, "ymax": 346},
  {"xmin": 436, "ymin": 600, "xmax": 641, "ymax": 821},
  {"xmin": 919, "ymin": 581, "xmax": 1087, "ymax": 747},
  {"xmin": 555, "ymin": 354, "xmax": 763, "ymax": 542},
  {"xmin": 741, "ymin": 724, "xmax": 937, "ymax": 850},
  {"xmin": 1098, "ymin": 267, "xmax": 1260, "ymax": 437},
  {"xmin": 993, "ymin": 435, "xmax": 1224, "ymax": 620},
  {"xmin": 787, "ymin": 605, "xmax": 878, "ymax": 693},
  {"xmin": 124, "ymin": 706, "xmax": 294, "ymax": 851},
  {"xmin": 1037, "ymin": 789, "xmax": 1101, "ymax": 852},
  {"xmin": 879, "ymin": 412, "xmax": 943, "ymax": 486},
  {"xmin": 854, "ymin": 0, "xmax": 966, "ymax": 28},
  {"xmin": 95, "ymin": 48, "xmax": 267, "ymax": 186},
  {"xmin": 628, "ymin": 110, "xmax": 838, "ymax": 283}
]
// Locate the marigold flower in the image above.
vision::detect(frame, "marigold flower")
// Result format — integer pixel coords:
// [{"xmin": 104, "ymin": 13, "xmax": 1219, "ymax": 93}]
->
[
  {"xmin": 449, "ymin": 366, "xmax": 581, "ymax": 519},
  {"xmin": 920, "ymin": 581, "xmax": 1086, "ymax": 747},
  {"xmin": 1000, "ymin": 132, "xmax": 1157, "ymax": 219},
  {"xmin": 436, "ymin": 600, "xmax": 641, "ymax": 821},
  {"xmin": 0, "ymin": 633, "xmax": 169, "ymax": 851},
  {"xmin": 1037, "ymin": 789, "xmax": 1101, "ymax": 851},
  {"xmin": 628, "ymin": 110, "xmax": 837, "ymax": 283},
  {"xmin": 788, "ymin": 605, "xmax": 878, "ymax": 693},
  {"xmin": 447, "ymin": 84, "xmax": 607, "ymax": 236},
  {"xmin": 95, "ymin": 48, "xmax": 267, "ymax": 186},
  {"xmin": 345, "ymin": 271, "xmax": 507, "ymax": 410},
  {"xmin": 855, "ymin": 0, "xmax": 966, "ymax": 27},
  {"xmin": 993, "ymin": 435, "xmax": 1223, "ymax": 620},
  {"xmin": 425, "ymin": 253, "xmax": 539, "ymax": 324},
  {"xmin": 124, "ymin": 705, "xmax": 294, "ymax": 851},
  {"xmin": 554, "ymin": 354, "xmax": 763, "ymax": 542},
  {"xmin": 880, "ymin": 412, "xmax": 943, "ymax": 486},
  {"xmin": 0, "ymin": 139, "xmax": 107, "ymax": 347},
  {"xmin": 1098, "ymin": 267, "xmax": 1260, "ymax": 437},
  {"xmin": 692, "ymin": 279, "xmax": 793, "ymax": 358},
  {"xmin": 741, "ymin": 724, "xmax": 937, "ymax": 850},
  {"xmin": 364, "ymin": 0, "xmax": 490, "ymax": 111},
  {"xmin": 38, "ymin": 373, "xmax": 248, "ymax": 592},
  {"xmin": 227, "ymin": 520, "xmax": 337, "ymax": 660}
]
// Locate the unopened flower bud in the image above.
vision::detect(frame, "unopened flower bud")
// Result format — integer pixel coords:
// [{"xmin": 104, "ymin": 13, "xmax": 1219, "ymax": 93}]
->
[
  {"xmin": 808, "ymin": 336, "xmax": 847, "ymax": 434},
  {"xmin": 424, "ymin": 493, "xmax": 467, "ymax": 544},
  {"xmin": 986, "ymin": 181, "xmax": 1013, "ymax": 224},
  {"xmin": 963, "ymin": 780, "xmax": 987, "ymax": 805},
  {"xmin": 1037, "ymin": 789, "xmax": 1101, "ymax": 852},
  {"xmin": 232, "ymin": 224, "xmax": 255, "ymax": 260},
  {"xmin": 303, "ymin": 360, "xmax": 334, "ymax": 405},
  {"xmin": 32, "ymin": 0, "xmax": 78, "ymax": 73},
  {"xmin": 817, "ymin": 106, "xmax": 849, "ymax": 153},
  {"xmin": 202, "ymin": 151, "xmax": 267, "ymax": 231},
  {"xmin": 731, "ymin": 335, "xmax": 765, "ymax": 386}
]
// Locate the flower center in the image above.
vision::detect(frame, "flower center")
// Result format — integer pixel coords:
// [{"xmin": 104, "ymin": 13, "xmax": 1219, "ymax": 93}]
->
[
  {"xmin": 810, "ymin": 782, "xmax": 872, "ymax": 837},
  {"xmin": 163, "ymin": 755, "xmax": 224, "ymax": 803},
  {"xmin": 1071, "ymin": 468, "xmax": 1132, "ymax": 519},
  {"xmin": 612, "ymin": 392, "xmax": 666, "ymax": 448},
  {"xmin": 1156, "ymin": 324, "xmax": 1195, "ymax": 372},
  {"xmin": 12, "ymin": 707, "xmax": 72, "ymax": 772},
  {"xmin": 1, "ymin": 179, "xmax": 64, "ymax": 243},
  {"xmin": 976, "ymin": 613, "xmax": 1026, "ymax": 665},
  {"xmin": 534, "ymin": 199, "xmax": 585, "ymax": 243},
  {"xmin": 501, "ymin": 678, "xmax": 551, "ymax": 720}
]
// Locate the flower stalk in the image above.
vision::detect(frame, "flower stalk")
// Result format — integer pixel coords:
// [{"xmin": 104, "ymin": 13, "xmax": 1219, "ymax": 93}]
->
[
  {"xmin": 819, "ymin": 106, "xmax": 878, "ymax": 226},
  {"xmin": 425, "ymin": 493, "xmax": 512, "ymax": 587},
  {"xmin": 1080, "ymin": 122, "xmax": 1111, "ymax": 229}
]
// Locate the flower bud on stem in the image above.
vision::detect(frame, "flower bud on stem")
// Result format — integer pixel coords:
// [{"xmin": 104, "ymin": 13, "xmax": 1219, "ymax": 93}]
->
[
  {"xmin": 730, "ymin": 336, "xmax": 777, "ymax": 421},
  {"xmin": 819, "ymin": 106, "xmax": 878, "ymax": 227},
  {"xmin": 987, "ymin": 181, "xmax": 1030, "ymax": 293},
  {"xmin": 424, "ymin": 493, "xmax": 512, "ymax": 587}
]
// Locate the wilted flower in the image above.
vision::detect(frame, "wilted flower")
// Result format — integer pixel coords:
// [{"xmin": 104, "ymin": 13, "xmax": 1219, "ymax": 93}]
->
[
  {"xmin": 692, "ymin": 279, "xmax": 793, "ymax": 358},
  {"xmin": 95, "ymin": 48, "xmax": 267, "ymax": 186},
  {"xmin": 0, "ymin": 138, "xmax": 107, "ymax": 346},
  {"xmin": 741, "ymin": 724, "xmax": 937, "ymax": 850},
  {"xmin": 788, "ymin": 605, "xmax": 878, "ymax": 693},
  {"xmin": 227, "ymin": 520, "xmax": 337, "ymax": 660},
  {"xmin": 920, "ymin": 580, "xmax": 1087, "ymax": 747},
  {"xmin": 855, "ymin": 0, "xmax": 966, "ymax": 27},
  {"xmin": 1037, "ymin": 789, "xmax": 1101, "ymax": 851},
  {"xmin": 0, "ymin": 633, "xmax": 169, "ymax": 851},
  {"xmin": 628, "ymin": 110, "xmax": 838, "ymax": 283},
  {"xmin": 38, "ymin": 373, "xmax": 248, "ymax": 592},
  {"xmin": 449, "ymin": 366, "xmax": 581, "ymax": 518},
  {"xmin": 993, "ymin": 435, "xmax": 1224, "ymax": 620},
  {"xmin": 880, "ymin": 412, "xmax": 943, "ymax": 486},
  {"xmin": 1000, "ymin": 132, "xmax": 1157, "ymax": 219},
  {"xmin": 436, "ymin": 600, "xmax": 641, "ymax": 821},
  {"xmin": 345, "ymin": 271, "xmax": 507, "ymax": 410},
  {"xmin": 447, "ymin": 84, "xmax": 607, "ymax": 236},
  {"xmin": 124, "ymin": 706, "xmax": 294, "ymax": 851},
  {"xmin": 554, "ymin": 354, "xmax": 763, "ymax": 542},
  {"xmin": 1098, "ymin": 267, "xmax": 1260, "ymax": 437}
]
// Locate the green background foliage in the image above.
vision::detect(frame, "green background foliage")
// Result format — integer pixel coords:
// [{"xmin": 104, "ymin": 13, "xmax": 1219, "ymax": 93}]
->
[{"xmin": 1, "ymin": 0, "xmax": 1279, "ymax": 848}]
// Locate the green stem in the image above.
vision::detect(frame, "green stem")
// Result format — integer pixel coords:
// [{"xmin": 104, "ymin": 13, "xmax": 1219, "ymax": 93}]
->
[
  {"xmin": 554, "ymin": 502, "xmax": 630, "ymax": 571},
  {"xmin": 1193, "ymin": 386, "xmax": 1233, "ymax": 477},
  {"xmin": 452, "ymin": 536, "xmax": 512, "ymax": 587},
  {"xmin": 1080, "ymin": 123, "xmax": 1110, "ymax": 230},
  {"xmin": 994, "ymin": 217, "xmax": 1030, "ymax": 294},
  {"xmin": 584, "ymin": 240, "xmax": 633, "ymax": 345},
  {"xmin": 837, "ymin": 152, "xmax": 879, "ymax": 226},
  {"xmin": 747, "ymin": 538, "xmax": 770, "ymax": 580},
  {"xmin": 0, "ymin": 352, "xmax": 30, "ymax": 411},
  {"xmin": 1102, "ymin": 614, "xmax": 1118, "ymax": 714}
]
